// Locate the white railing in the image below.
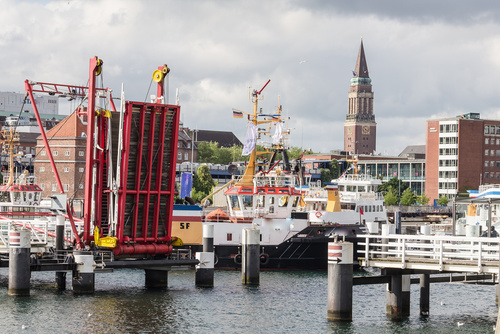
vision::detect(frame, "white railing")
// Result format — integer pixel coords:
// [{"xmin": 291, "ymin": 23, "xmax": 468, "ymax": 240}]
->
[{"xmin": 358, "ymin": 234, "xmax": 500, "ymax": 274}]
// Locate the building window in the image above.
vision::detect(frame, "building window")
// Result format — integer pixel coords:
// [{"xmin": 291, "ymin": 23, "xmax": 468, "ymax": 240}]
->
[
  {"xmin": 53, "ymin": 150, "xmax": 58, "ymax": 156},
  {"xmin": 491, "ymin": 150, "xmax": 495, "ymax": 156},
  {"xmin": 79, "ymin": 167, "xmax": 84, "ymax": 173},
  {"xmin": 492, "ymin": 125, "xmax": 496, "ymax": 134},
  {"xmin": 184, "ymin": 153, "xmax": 189, "ymax": 160},
  {"xmin": 41, "ymin": 150, "xmax": 46, "ymax": 156},
  {"xmin": 65, "ymin": 151, "xmax": 70, "ymax": 156},
  {"xmin": 486, "ymin": 150, "xmax": 489, "ymax": 156},
  {"xmin": 79, "ymin": 184, "xmax": 84, "ymax": 189},
  {"xmin": 485, "ymin": 161, "xmax": 489, "ymax": 167},
  {"xmin": 227, "ymin": 233, "xmax": 232, "ymax": 241},
  {"xmin": 177, "ymin": 152, "xmax": 182, "ymax": 160},
  {"xmin": 40, "ymin": 167, "xmax": 45, "ymax": 172},
  {"xmin": 79, "ymin": 151, "xmax": 84, "ymax": 156},
  {"xmin": 486, "ymin": 138, "xmax": 490, "ymax": 145},
  {"xmin": 51, "ymin": 184, "xmax": 57, "ymax": 192},
  {"xmin": 187, "ymin": 143, "xmax": 191, "ymax": 149},
  {"xmin": 485, "ymin": 125, "xmax": 490, "ymax": 134},
  {"xmin": 64, "ymin": 167, "xmax": 69, "ymax": 172},
  {"xmin": 40, "ymin": 184, "xmax": 45, "ymax": 190},
  {"xmin": 485, "ymin": 172, "xmax": 489, "ymax": 179},
  {"xmin": 63, "ymin": 184, "xmax": 69, "ymax": 192},
  {"xmin": 491, "ymin": 161, "xmax": 495, "ymax": 167}
]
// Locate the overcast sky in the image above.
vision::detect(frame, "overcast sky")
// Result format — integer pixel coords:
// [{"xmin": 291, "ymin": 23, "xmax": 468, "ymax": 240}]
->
[{"xmin": 2, "ymin": 0, "xmax": 500, "ymax": 155}]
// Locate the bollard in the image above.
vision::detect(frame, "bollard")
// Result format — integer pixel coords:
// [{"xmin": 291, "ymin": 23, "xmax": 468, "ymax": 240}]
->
[
  {"xmin": 145, "ymin": 269, "xmax": 169, "ymax": 288},
  {"xmin": 72, "ymin": 251, "xmax": 95, "ymax": 294},
  {"xmin": 55, "ymin": 215, "xmax": 66, "ymax": 290},
  {"xmin": 195, "ymin": 252, "xmax": 214, "ymax": 287},
  {"xmin": 327, "ymin": 241, "xmax": 353, "ymax": 322},
  {"xmin": 8, "ymin": 229, "xmax": 31, "ymax": 296},
  {"xmin": 242, "ymin": 228, "xmax": 260, "ymax": 285}
]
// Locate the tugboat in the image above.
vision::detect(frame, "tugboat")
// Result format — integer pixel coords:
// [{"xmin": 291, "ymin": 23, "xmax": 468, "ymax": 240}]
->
[{"xmin": 200, "ymin": 80, "xmax": 364, "ymax": 270}]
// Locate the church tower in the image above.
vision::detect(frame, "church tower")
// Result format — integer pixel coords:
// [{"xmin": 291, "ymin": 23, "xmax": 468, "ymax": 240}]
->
[{"xmin": 344, "ymin": 39, "xmax": 376, "ymax": 155}]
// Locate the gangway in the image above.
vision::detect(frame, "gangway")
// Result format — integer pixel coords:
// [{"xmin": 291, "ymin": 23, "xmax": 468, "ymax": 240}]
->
[{"xmin": 358, "ymin": 233, "xmax": 500, "ymax": 274}]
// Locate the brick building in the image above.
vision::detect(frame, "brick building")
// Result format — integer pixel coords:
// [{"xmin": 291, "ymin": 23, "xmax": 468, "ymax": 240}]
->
[
  {"xmin": 34, "ymin": 111, "xmax": 86, "ymax": 201},
  {"xmin": 425, "ymin": 113, "xmax": 500, "ymax": 202},
  {"xmin": 344, "ymin": 39, "xmax": 376, "ymax": 155}
]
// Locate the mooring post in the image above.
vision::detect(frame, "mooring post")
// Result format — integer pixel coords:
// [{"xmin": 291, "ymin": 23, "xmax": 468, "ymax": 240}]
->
[
  {"xmin": 242, "ymin": 228, "xmax": 260, "ymax": 285},
  {"xmin": 8, "ymin": 228, "xmax": 31, "ymax": 296},
  {"xmin": 55, "ymin": 214, "xmax": 66, "ymax": 290},
  {"xmin": 72, "ymin": 251, "xmax": 95, "ymax": 294},
  {"xmin": 196, "ymin": 224, "xmax": 214, "ymax": 287},
  {"xmin": 386, "ymin": 272, "xmax": 410, "ymax": 320},
  {"xmin": 327, "ymin": 241, "xmax": 353, "ymax": 322}
]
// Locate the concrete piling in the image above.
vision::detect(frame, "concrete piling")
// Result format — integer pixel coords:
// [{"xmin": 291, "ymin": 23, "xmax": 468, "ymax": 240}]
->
[
  {"xmin": 145, "ymin": 269, "xmax": 169, "ymax": 289},
  {"xmin": 241, "ymin": 228, "xmax": 260, "ymax": 285},
  {"xmin": 327, "ymin": 241, "xmax": 353, "ymax": 322},
  {"xmin": 196, "ymin": 224, "xmax": 214, "ymax": 287},
  {"xmin": 420, "ymin": 274, "xmax": 430, "ymax": 316},
  {"xmin": 55, "ymin": 214, "xmax": 66, "ymax": 290},
  {"xmin": 386, "ymin": 273, "xmax": 410, "ymax": 320},
  {"xmin": 8, "ymin": 229, "xmax": 31, "ymax": 296},
  {"xmin": 72, "ymin": 251, "xmax": 95, "ymax": 294}
]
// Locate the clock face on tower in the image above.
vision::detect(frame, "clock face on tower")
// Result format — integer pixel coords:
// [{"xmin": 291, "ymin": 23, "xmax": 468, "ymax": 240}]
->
[
  {"xmin": 362, "ymin": 126, "xmax": 370, "ymax": 135},
  {"xmin": 347, "ymin": 127, "xmax": 352, "ymax": 134}
]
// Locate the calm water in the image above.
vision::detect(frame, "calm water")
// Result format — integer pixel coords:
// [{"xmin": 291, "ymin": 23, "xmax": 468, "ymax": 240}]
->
[{"xmin": 0, "ymin": 268, "xmax": 497, "ymax": 333}]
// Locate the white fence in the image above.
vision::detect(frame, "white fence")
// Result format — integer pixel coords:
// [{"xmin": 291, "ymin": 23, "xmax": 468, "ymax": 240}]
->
[{"xmin": 358, "ymin": 234, "xmax": 500, "ymax": 274}]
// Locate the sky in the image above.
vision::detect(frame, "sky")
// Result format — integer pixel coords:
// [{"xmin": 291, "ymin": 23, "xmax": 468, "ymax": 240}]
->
[{"xmin": 2, "ymin": 0, "xmax": 500, "ymax": 156}]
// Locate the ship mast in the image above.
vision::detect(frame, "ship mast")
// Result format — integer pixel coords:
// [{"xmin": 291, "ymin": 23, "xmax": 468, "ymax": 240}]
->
[{"xmin": 236, "ymin": 80, "xmax": 270, "ymax": 187}]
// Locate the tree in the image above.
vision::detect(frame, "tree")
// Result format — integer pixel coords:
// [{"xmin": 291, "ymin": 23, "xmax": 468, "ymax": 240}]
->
[
  {"xmin": 287, "ymin": 146, "xmax": 313, "ymax": 160},
  {"xmin": 377, "ymin": 177, "xmax": 409, "ymax": 200},
  {"xmin": 416, "ymin": 193, "xmax": 430, "ymax": 205},
  {"xmin": 384, "ymin": 186, "xmax": 399, "ymax": 206},
  {"xmin": 197, "ymin": 141, "xmax": 218, "ymax": 162},
  {"xmin": 437, "ymin": 196, "xmax": 449, "ymax": 206},
  {"xmin": 400, "ymin": 188, "xmax": 417, "ymax": 206},
  {"xmin": 192, "ymin": 165, "xmax": 215, "ymax": 204}
]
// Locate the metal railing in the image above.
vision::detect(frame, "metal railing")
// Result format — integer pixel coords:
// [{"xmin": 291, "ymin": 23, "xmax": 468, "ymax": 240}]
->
[{"xmin": 358, "ymin": 234, "xmax": 500, "ymax": 274}]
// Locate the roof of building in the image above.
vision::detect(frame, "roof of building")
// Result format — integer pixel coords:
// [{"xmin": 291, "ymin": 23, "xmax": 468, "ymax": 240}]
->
[
  {"xmin": 196, "ymin": 130, "xmax": 242, "ymax": 147},
  {"xmin": 354, "ymin": 39, "xmax": 369, "ymax": 78},
  {"xmin": 42, "ymin": 111, "xmax": 86, "ymax": 139},
  {"xmin": 398, "ymin": 145, "xmax": 426, "ymax": 158}
]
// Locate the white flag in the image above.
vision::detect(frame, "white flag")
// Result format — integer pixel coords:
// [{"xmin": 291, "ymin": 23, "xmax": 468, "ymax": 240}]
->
[
  {"xmin": 242, "ymin": 122, "xmax": 257, "ymax": 156},
  {"xmin": 272, "ymin": 122, "xmax": 282, "ymax": 145}
]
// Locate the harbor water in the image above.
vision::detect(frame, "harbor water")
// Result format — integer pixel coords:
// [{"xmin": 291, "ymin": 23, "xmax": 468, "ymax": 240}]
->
[{"xmin": 0, "ymin": 268, "xmax": 497, "ymax": 333}]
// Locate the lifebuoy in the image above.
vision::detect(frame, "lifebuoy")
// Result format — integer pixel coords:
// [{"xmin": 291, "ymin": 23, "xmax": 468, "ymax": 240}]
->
[
  {"xmin": 234, "ymin": 253, "xmax": 242, "ymax": 265},
  {"xmin": 260, "ymin": 253, "xmax": 270, "ymax": 265},
  {"xmin": 315, "ymin": 211, "xmax": 322, "ymax": 218}
]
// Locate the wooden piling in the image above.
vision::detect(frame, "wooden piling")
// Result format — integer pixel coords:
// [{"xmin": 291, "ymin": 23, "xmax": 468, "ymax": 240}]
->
[
  {"xmin": 8, "ymin": 229, "xmax": 31, "ymax": 296},
  {"xmin": 241, "ymin": 228, "xmax": 260, "ymax": 285},
  {"xmin": 327, "ymin": 241, "xmax": 353, "ymax": 322}
]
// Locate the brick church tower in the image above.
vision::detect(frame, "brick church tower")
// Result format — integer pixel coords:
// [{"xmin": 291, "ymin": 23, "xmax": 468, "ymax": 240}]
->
[{"xmin": 344, "ymin": 39, "xmax": 376, "ymax": 155}]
